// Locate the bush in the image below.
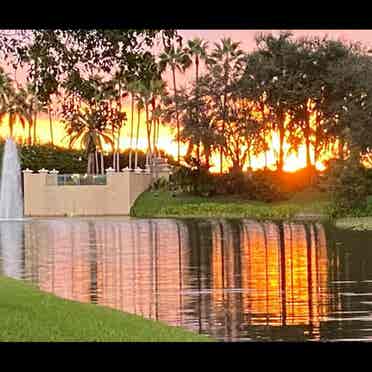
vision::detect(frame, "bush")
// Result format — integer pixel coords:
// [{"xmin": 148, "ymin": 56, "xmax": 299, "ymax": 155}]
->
[
  {"xmin": 170, "ymin": 166, "xmax": 290, "ymax": 202},
  {"xmin": 324, "ymin": 159, "xmax": 370, "ymax": 217}
]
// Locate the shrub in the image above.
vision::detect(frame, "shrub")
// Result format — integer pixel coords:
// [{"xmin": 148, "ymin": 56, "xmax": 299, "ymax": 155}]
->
[{"xmin": 324, "ymin": 159, "xmax": 370, "ymax": 217}]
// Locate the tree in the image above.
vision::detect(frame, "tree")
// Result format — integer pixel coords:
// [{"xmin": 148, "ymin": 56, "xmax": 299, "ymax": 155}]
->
[
  {"xmin": 172, "ymin": 76, "xmax": 221, "ymax": 172},
  {"xmin": 159, "ymin": 44, "xmax": 192, "ymax": 163},
  {"xmin": 240, "ymin": 32, "xmax": 301, "ymax": 172},
  {"xmin": 61, "ymin": 88, "xmax": 126, "ymax": 174},
  {"xmin": 208, "ymin": 37, "xmax": 245, "ymax": 173},
  {"xmin": 186, "ymin": 37, "xmax": 209, "ymax": 162}
]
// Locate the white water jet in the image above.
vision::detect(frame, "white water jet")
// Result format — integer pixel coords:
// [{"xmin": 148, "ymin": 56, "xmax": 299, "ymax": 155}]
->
[{"xmin": 0, "ymin": 138, "xmax": 23, "ymax": 218}]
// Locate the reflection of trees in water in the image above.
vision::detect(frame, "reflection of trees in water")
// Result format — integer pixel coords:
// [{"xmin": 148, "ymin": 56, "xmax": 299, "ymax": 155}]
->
[
  {"xmin": 188, "ymin": 220, "xmax": 329, "ymax": 340},
  {"xmin": 22, "ymin": 218, "xmax": 331, "ymax": 340}
]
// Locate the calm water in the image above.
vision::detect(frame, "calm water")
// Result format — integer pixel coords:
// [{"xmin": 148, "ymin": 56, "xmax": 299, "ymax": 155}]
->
[{"xmin": 1, "ymin": 217, "xmax": 372, "ymax": 342}]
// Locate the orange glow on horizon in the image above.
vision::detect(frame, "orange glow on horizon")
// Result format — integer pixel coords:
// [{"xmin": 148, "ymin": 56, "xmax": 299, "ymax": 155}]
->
[{"xmin": 0, "ymin": 112, "xmax": 333, "ymax": 172}]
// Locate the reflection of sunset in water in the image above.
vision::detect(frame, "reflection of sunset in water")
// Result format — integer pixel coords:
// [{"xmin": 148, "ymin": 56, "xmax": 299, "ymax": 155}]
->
[{"xmin": 21, "ymin": 219, "xmax": 333, "ymax": 340}]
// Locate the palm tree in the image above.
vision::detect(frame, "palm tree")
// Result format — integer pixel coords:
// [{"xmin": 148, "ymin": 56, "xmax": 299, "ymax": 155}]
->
[
  {"xmin": 63, "ymin": 100, "xmax": 114, "ymax": 174},
  {"xmin": 0, "ymin": 70, "xmax": 27, "ymax": 140},
  {"xmin": 8, "ymin": 91, "xmax": 28, "ymax": 140},
  {"xmin": 186, "ymin": 38, "xmax": 209, "ymax": 88},
  {"xmin": 209, "ymin": 38, "xmax": 245, "ymax": 173},
  {"xmin": 149, "ymin": 79, "xmax": 166, "ymax": 162},
  {"xmin": 0, "ymin": 70, "xmax": 13, "ymax": 136},
  {"xmin": 15, "ymin": 84, "xmax": 35, "ymax": 145},
  {"xmin": 186, "ymin": 37, "xmax": 209, "ymax": 162},
  {"xmin": 159, "ymin": 45, "xmax": 191, "ymax": 163}
]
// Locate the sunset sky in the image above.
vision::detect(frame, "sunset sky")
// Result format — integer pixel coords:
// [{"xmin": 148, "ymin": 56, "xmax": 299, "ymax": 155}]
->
[{"xmin": 4, "ymin": 29, "xmax": 372, "ymax": 172}]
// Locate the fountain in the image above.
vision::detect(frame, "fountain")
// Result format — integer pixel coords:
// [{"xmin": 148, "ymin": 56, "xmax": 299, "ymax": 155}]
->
[{"xmin": 0, "ymin": 138, "xmax": 23, "ymax": 219}]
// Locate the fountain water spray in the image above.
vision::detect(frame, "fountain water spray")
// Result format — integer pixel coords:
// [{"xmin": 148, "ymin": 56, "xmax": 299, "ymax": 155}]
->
[{"xmin": 0, "ymin": 138, "xmax": 23, "ymax": 219}]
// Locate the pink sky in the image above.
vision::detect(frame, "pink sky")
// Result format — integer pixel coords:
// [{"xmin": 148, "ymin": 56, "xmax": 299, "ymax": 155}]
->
[
  {"xmin": 165, "ymin": 29, "xmax": 372, "ymax": 88},
  {"xmin": 179, "ymin": 29, "xmax": 372, "ymax": 49}
]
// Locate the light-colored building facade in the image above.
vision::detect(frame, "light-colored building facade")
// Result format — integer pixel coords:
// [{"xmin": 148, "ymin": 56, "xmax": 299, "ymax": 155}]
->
[{"xmin": 23, "ymin": 162, "xmax": 170, "ymax": 217}]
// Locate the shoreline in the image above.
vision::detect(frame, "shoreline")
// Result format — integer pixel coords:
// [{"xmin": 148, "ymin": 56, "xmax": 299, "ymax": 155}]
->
[
  {"xmin": 0, "ymin": 276, "xmax": 213, "ymax": 342},
  {"xmin": 130, "ymin": 190, "xmax": 372, "ymax": 230}
]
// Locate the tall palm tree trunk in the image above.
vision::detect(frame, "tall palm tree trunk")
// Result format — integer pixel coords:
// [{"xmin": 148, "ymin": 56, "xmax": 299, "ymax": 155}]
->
[
  {"xmin": 112, "ymin": 106, "xmax": 116, "ymax": 171},
  {"xmin": 100, "ymin": 151, "xmax": 104, "ymax": 175},
  {"xmin": 171, "ymin": 65, "xmax": 180, "ymax": 163},
  {"xmin": 220, "ymin": 93, "xmax": 227, "ymax": 174},
  {"xmin": 304, "ymin": 110, "xmax": 311, "ymax": 169},
  {"xmin": 8, "ymin": 114, "xmax": 13, "ymax": 139},
  {"xmin": 28, "ymin": 120, "xmax": 32, "ymax": 146},
  {"xmin": 95, "ymin": 149, "xmax": 99, "ymax": 175},
  {"xmin": 116, "ymin": 126, "xmax": 121, "ymax": 171},
  {"xmin": 145, "ymin": 101, "xmax": 152, "ymax": 167},
  {"xmin": 152, "ymin": 104, "xmax": 157, "ymax": 159},
  {"xmin": 156, "ymin": 119, "xmax": 161, "ymax": 156},
  {"xmin": 33, "ymin": 112, "xmax": 37, "ymax": 145},
  {"xmin": 135, "ymin": 105, "xmax": 141, "ymax": 169},
  {"xmin": 278, "ymin": 114, "xmax": 285, "ymax": 172},
  {"xmin": 48, "ymin": 105, "xmax": 54, "ymax": 145},
  {"xmin": 195, "ymin": 55, "xmax": 201, "ymax": 164},
  {"xmin": 128, "ymin": 93, "xmax": 135, "ymax": 169}
]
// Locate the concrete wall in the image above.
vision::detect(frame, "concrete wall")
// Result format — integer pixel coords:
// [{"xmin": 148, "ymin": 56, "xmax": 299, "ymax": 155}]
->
[{"xmin": 23, "ymin": 171, "xmax": 156, "ymax": 217}]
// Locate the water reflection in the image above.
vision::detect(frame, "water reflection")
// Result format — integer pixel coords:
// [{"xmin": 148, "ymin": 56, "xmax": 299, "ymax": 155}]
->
[
  {"xmin": 2, "ymin": 218, "xmax": 372, "ymax": 341},
  {"xmin": 0, "ymin": 221, "xmax": 23, "ymax": 279}
]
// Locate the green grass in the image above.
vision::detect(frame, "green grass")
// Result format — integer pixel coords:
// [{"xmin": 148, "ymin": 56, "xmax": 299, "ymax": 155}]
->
[
  {"xmin": 130, "ymin": 188, "xmax": 331, "ymax": 220},
  {"xmin": 335, "ymin": 217, "xmax": 372, "ymax": 231},
  {"xmin": 0, "ymin": 276, "xmax": 213, "ymax": 342}
]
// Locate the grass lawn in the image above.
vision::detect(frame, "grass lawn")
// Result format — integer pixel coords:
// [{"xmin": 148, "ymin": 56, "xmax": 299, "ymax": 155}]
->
[
  {"xmin": 130, "ymin": 188, "xmax": 331, "ymax": 220},
  {"xmin": 335, "ymin": 217, "xmax": 372, "ymax": 231},
  {"xmin": 0, "ymin": 276, "xmax": 213, "ymax": 342}
]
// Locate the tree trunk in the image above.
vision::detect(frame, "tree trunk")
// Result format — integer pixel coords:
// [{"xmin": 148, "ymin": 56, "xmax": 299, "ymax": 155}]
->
[
  {"xmin": 8, "ymin": 114, "xmax": 13, "ymax": 138},
  {"xmin": 220, "ymin": 92, "xmax": 228, "ymax": 174},
  {"xmin": 129, "ymin": 93, "xmax": 135, "ymax": 169},
  {"xmin": 156, "ymin": 119, "xmax": 161, "ymax": 157},
  {"xmin": 95, "ymin": 150, "xmax": 99, "ymax": 175},
  {"xmin": 135, "ymin": 106, "xmax": 141, "ymax": 169},
  {"xmin": 100, "ymin": 152, "xmax": 104, "ymax": 175},
  {"xmin": 112, "ymin": 121, "xmax": 116, "ymax": 171},
  {"xmin": 247, "ymin": 144, "xmax": 252, "ymax": 169},
  {"xmin": 87, "ymin": 152, "xmax": 95, "ymax": 174},
  {"xmin": 145, "ymin": 101, "xmax": 151, "ymax": 167},
  {"xmin": 338, "ymin": 138, "xmax": 345, "ymax": 160},
  {"xmin": 28, "ymin": 120, "xmax": 32, "ymax": 146},
  {"xmin": 87, "ymin": 154, "xmax": 91, "ymax": 174},
  {"xmin": 195, "ymin": 56, "xmax": 201, "ymax": 165},
  {"xmin": 264, "ymin": 151, "xmax": 268, "ymax": 169},
  {"xmin": 116, "ymin": 126, "xmax": 121, "ymax": 171},
  {"xmin": 33, "ymin": 112, "xmax": 37, "ymax": 145},
  {"xmin": 304, "ymin": 110, "xmax": 311, "ymax": 169},
  {"xmin": 278, "ymin": 116, "xmax": 285, "ymax": 172},
  {"xmin": 152, "ymin": 109, "xmax": 157, "ymax": 160},
  {"xmin": 220, "ymin": 60, "xmax": 229, "ymax": 175},
  {"xmin": 172, "ymin": 64, "xmax": 180, "ymax": 163},
  {"xmin": 205, "ymin": 147, "xmax": 210, "ymax": 170},
  {"xmin": 48, "ymin": 105, "xmax": 54, "ymax": 145}
]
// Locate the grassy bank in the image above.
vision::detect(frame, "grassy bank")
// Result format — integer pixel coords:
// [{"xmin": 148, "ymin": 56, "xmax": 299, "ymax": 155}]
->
[
  {"xmin": 335, "ymin": 217, "xmax": 372, "ymax": 231},
  {"xmin": 130, "ymin": 189, "xmax": 331, "ymax": 220},
  {"xmin": 0, "ymin": 277, "xmax": 212, "ymax": 342}
]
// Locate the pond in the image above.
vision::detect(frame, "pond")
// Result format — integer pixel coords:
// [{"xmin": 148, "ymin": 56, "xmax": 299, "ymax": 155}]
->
[{"xmin": 1, "ymin": 217, "xmax": 372, "ymax": 342}]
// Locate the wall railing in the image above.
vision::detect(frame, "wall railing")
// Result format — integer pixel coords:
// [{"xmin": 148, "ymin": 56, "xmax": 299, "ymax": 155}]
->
[{"xmin": 46, "ymin": 174, "xmax": 107, "ymax": 186}]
